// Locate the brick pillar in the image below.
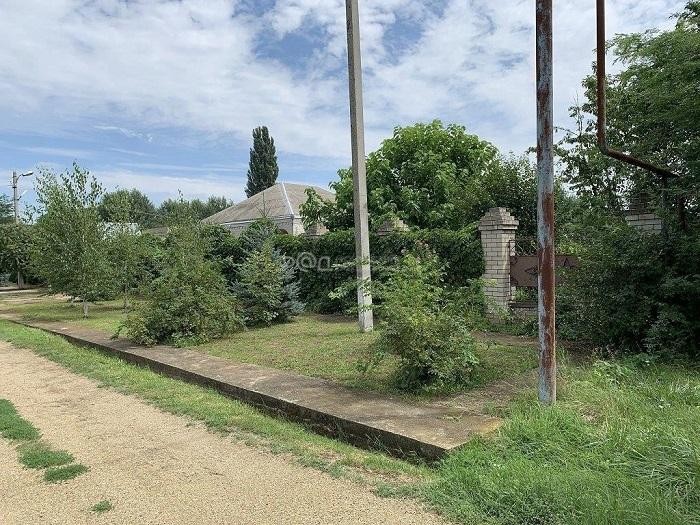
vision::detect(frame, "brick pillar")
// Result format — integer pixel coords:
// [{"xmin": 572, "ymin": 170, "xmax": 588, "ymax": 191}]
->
[
  {"xmin": 478, "ymin": 208, "xmax": 519, "ymax": 314},
  {"xmin": 624, "ymin": 211, "xmax": 663, "ymax": 233}
]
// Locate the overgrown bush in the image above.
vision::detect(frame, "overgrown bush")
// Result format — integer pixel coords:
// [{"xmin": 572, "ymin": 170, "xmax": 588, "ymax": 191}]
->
[
  {"xmin": 234, "ymin": 243, "xmax": 304, "ymax": 326},
  {"xmin": 121, "ymin": 214, "xmax": 243, "ymax": 346},
  {"xmin": 558, "ymin": 219, "xmax": 699, "ymax": 358},
  {"xmin": 366, "ymin": 247, "xmax": 480, "ymax": 392}
]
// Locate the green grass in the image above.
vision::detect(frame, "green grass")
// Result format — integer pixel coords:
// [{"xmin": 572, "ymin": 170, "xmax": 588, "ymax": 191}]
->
[
  {"xmin": 43, "ymin": 463, "xmax": 89, "ymax": 483},
  {"xmin": 18, "ymin": 441, "xmax": 74, "ymax": 469},
  {"xmin": 2, "ymin": 318, "xmax": 698, "ymax": 524},
  {"xmin": 90, "ymin": 500, "xmax": 113, "ymax": 513},
  {"xmin": 195, "ymin": 315, "xmax": 537, "ymax": 395},
  {"xmin": 0, "ymin": 398, "xmax": 85, "ymax": 484},
  {"xmin": 0, "ymin": 320, "xmax": 427, "ymax": 484},
  {"xmin": 0, "ymin": 292, "xmax": 126, "ymax": 333},
  {"xmin": 425, "ymin": 359, "xmax": 700, "ymax": 525},
  {"xmin": 0, "ymin": 399, "xmax": 40, "ymax": 441},
  {"xmin": 1, "ymin": 294, "xmax": 538, "ymax": 396}
]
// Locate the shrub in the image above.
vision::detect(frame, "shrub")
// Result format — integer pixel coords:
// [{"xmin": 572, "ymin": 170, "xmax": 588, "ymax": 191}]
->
[
  {"xmin": 121, "ymin": 214, "xmax": 243, "ymax": 346},
  {"xmin": 558, "ymin": 219, "xmax": 699, "ymax": 358},
  {"xmin": 234, "ymin": 243, "xmax": 304, "ymax": 326},
  {"xmin": 367, "ymin": 247, "xmax": 480, "ymax": 392}
]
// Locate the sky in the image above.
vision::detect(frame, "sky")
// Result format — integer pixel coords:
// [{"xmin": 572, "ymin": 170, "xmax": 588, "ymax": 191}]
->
[{"xmin": 0, "ymin": 0, "xmax": 686, "ymax": 213}]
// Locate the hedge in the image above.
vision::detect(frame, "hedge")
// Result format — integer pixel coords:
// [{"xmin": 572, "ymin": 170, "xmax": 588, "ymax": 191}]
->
[{"xmin": 271, "ymin": 227, "xmax": 484, "ymax": 313}]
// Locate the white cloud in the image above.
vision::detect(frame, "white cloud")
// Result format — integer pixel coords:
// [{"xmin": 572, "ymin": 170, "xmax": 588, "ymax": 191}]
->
[
  {"xmin": 0, "ymin": 0, "xmax": 686, "ymax": 164},
  {"xmin": 95, "ymin": 168, "xmax": 245, "ymax": 203},
  {"xmin": 21, "ymin": 146, "xmax": 93, "ymax": 159}
]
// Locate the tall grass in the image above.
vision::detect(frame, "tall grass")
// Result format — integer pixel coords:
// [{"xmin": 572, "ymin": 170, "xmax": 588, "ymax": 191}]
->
[{"xmin": 426, "ymin": 360, "xmax": 700, "ymax": 524}]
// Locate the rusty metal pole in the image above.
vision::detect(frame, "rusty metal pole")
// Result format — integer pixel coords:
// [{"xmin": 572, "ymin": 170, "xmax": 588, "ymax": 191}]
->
[
  {"xmin": 536, "ymin": 0, "xmax": 556, "ymax": 404},
  {"xmin": 345, "ymin": 0, "xmax": 374, "ymax": 332}
]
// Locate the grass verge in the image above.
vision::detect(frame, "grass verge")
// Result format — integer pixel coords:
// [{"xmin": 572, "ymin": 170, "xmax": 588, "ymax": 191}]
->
[
  {"xmin": 0, "ymin": 320, "xmax": 428, "ymax": 485},
  {"xmin": 0, "ymin": 397, "xmax": 86, "ymax": 483},
  {"xmin": 424, "ymin": 359, "xmax": 700, "ymax": 525},
  {"xmin": 1, "ymin": 294, "xmax": 537, "ymax": 396},
  {"xmin": 0, "ymin": 399, "xmax": 40, "ymax": 441},
  {"xmin": 3, "ymin": 319, "xmax": 697, "ymax": 524}
]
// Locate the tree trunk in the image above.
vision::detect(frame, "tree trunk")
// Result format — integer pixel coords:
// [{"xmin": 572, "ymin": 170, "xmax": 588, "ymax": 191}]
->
[
  {"xmin": 82, "ymin": 298, "xmax": 89, "ymax": 318},
  {"xmin": 123, "ymin": 287, "xmax": 129, "ymax": 311}
]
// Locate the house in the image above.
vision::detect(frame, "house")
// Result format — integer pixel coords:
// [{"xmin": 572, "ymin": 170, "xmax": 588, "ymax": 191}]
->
[{"xmin": 202, "ymin": 182, "xmax": 334, "ymax": 236}]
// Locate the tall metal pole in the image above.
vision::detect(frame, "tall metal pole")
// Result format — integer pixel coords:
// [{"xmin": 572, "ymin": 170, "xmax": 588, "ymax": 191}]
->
[
  {"xmin": 11, "ymin": 171, "xmax": 24, "ymax": 289},
  {"xmin": 345, "ymin": 0, "xmax": 373, "ymax": 332},
  {"xmin": 536, "ymin": 0, "xmax": 556, "ymax": 404},
  {"xmin": 12, "ymin": 171, "xmax": 19, "ymax": 223}
]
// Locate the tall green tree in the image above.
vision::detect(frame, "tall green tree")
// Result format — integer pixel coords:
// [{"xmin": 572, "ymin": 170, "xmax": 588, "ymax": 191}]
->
[
  {"xmin": 0, "ymin": 223, "xmax": 35, "ymax": 286},
  {"xmin": 99, "ymin": 189, "xmax": 156, "ymax": 227},
  {"xmin": 245, "ymin": 126, "xmax": 279, "ymax": 198},
  {"xmin": 104, "ymin": 191, "xmax": 155, "ymax": 310},
  {"xmin": 301, "ymin": 120, "xmax": 558, "ymax": 235},
  {"xmin": 558, "ymin": 1, "xmax": 700, "ymax": 224},
  {"xmin": 0, "ymin": 194, "xmax": 12, "ymax": 224},
  {"xmin": 32, "ymin": 163, "xmax": 111, "ymax": 317}
]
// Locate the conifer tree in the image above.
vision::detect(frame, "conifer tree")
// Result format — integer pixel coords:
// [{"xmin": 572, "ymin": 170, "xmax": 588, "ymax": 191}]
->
[{"xmin": 245, "ymin": 126, "xmax": 279, "ymax": 197}]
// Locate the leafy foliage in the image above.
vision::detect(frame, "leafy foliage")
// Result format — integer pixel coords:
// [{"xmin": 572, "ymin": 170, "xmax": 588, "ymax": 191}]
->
[
  {"xmin": 234, "ymin": 243, "xmax": 304, "ymax": 326},
  {"xmin": 103, "ymin": 191, "xmax": 156, "ymax": 309},
  {"xmin": 272, "ymin": 227, "xmax": 483, "ymax": 313},
  {"xmin": 558, "ymin": 2, "xmax": 699, "ymax": 220},
  {"xmin": 558, "ymin": 220, "xmax": 700, "ymax": 358},
  {"xmin": 556, "ymin": 3, "xmax": 700, "ymax": 358},
  {"xmin": 99, "ymin": 189, "xmax": 156, "ymax": 227},
  {"xmin": 31, "ymin": 164, "xmax": 111, "ymax": 316},
  {"xmin": 155, "ymin": 195, "xmax": 231, "ymax": 225},
  {"xmin": 366, "ymin": 247, "xmax": 479, "ymax": 392},
  {"xmin": 300, "ymin": 121, "xmax": 557, "ymax": 236},
  {"xmin": 245, "ymin": 126, "xmax": 279, "ymax": 198},
  {"xmin": 0, "ymin": 194, "xmax": 12, "ymax": 224},
  {"xmin": 0, "ymin": 223, "xmax": 37, "ymax": 284},
  {"xmin": 121, "ymin": 210, "xmax": 243, "ymax": 345}
]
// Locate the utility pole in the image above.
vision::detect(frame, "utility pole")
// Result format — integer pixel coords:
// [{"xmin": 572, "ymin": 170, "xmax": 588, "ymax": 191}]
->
[
  {"xmin": 11, "ymin": 170, "xmax": 33, "ymax": 289},
  {"xmin": 12, "ymin": 171, "xmax": 19, "ymax": 223},
  {"xmin": 535, "ymin": 0, "xmax": 556, "ymax": 404},
  {"xmin": 345, "ymin": 0, "xmax": 373, "ymax": 332}
]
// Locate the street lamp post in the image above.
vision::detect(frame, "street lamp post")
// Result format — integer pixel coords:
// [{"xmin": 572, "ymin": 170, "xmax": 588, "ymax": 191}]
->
[{"xmin": 11, "ymin": 170, "xmax": 33, "ymax": 289}]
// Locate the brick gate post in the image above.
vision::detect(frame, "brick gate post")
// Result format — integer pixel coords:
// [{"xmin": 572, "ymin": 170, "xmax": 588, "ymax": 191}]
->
[{"xmin": 478, "ymin": 208, "xmax": 519, "ymax": 315}]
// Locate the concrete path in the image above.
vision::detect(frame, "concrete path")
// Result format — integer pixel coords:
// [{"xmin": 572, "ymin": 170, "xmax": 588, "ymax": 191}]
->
[
  {"xmin": 5, "ymin": 318, "xmax": 511, "ymax": 459},
  {"xmin": 0, "ymin": 342, "xmax": 446, "ymax": 525}
]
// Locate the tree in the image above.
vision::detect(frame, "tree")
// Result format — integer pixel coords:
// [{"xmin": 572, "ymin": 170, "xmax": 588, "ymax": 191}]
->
[
  {"xmin": 154, "ymin": 195, "xmax": 231, "ymax": 225},
  {"xmin": 121, "ymin": 206, "xmax": 243, "ymax": 345},
  {"xmin": 234, "ymin": 242, "xmax": 303, "ymax": 326},
  {"xmin": 245, "ymin": 126, "xmax": 279, "ymax": 198},
  {"xmin": 0, "ymin": 194, "xmax": 12, "ymax": 224},
  {"xmin": 99, "ymin": 189, "xmax": 156, "ymax": 227},
  {"xmin": 104, "ymin": 191, "xmax": 155, "ymax": 309},
  {"xmin": 0, "ymin": 223, "xmax": 35, "ymax": 285},
  {"xmin": 31, "ymin": 163, "xmax": 111, "ymax": 317},
  {"xmin": 558, "ymin": 1, "xmax": 700, "ymax": 224},
  {"xmin": 189, "ymin": 196, "xmax": 231, "ymax": 220},
  {"xmin": 301, "ymin": 121, "xmax": 546, "ymax": 233}
]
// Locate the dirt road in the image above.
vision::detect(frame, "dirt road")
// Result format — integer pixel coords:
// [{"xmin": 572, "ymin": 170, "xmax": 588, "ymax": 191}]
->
[{"xmin": 0, "ymin": 341, "xmax": 445, "ymax": 525}]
